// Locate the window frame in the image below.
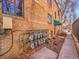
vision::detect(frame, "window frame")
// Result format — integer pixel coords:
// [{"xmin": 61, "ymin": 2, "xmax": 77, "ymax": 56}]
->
[
  {"xmin": 2, "ymin": 0, "xmax": 14, "ymax": 15},
  {"xmin": 47, "ymin": 0, "xmax": 52, "ymax": 7},
  {"xmin": 2, "ymin": 0, "xmax": 24, "ymax": 17},
  {"xmin": 58, "ymin": 10, "xmax": 60, "ymax": 16},
  {"xmin": 48, "ymin": 14, "xmax": 52, "ymax": 24},
  {"xmin": 55, "ymin": 12, "xmax": 56, "ymax": 19}
]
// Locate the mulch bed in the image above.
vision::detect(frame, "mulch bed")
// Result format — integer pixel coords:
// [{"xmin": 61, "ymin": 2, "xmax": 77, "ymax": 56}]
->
[{"xmin": 47, "ymin": 33, "xmax": 67, "ymax": 54}]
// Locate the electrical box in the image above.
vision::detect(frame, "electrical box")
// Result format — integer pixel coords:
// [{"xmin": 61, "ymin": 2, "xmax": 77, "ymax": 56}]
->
[{"xmin": 3, "ymin": 16, "xmax": 12, "ymax": 29}]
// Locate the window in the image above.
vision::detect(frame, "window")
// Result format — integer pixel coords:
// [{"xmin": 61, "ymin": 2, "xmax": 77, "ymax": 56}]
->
[
  {"xmin": 0, "ymin": 0, "xmax": 2, "ymax": 2},
  {"xmin": 55, "ymin": 12, "xmax": 56, "ymax": 19},
  {"xmin": 58, "ymin": 11, "xmax": 60, "ymax": 16},
  {"xmin": 15, "ymin": 0, "xmax": 23, "ymax": 16},
  {"xmin": 3, "ymin": 0, "xmax": 15, "ymax": 15},
  {"xmin": 47, "ymin": 0, "xmax": 52, "ymax": 6},
  {"xmin": 2, "ymin": 0, "xmax": 23, "ymax": 16},
  {"xmin": 48, "ymin": 14, "xmax": 52, "ymax": 24}
]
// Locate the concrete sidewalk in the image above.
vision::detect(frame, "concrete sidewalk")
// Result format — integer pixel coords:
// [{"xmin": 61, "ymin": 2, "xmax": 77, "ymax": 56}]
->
[
  {"xmin": 58, "ymin": 34, "xmax": 79, "ymax": 59},
  {"xmin": 29, "ymin": 47, "xmax": 58, "ymax": 59}
]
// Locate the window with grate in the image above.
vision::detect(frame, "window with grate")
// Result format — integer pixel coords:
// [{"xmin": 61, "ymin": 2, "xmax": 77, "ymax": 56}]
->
[{"xmin": 2, "ymin": 0, "xmax": 23, "ymax": 16}]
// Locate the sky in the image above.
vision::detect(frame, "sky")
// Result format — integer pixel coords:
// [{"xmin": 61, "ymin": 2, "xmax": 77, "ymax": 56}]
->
[
  {"xmin": 63, "ymin": 0, "xmax": 79, "ymax": 20},
  {"xmin": 75, "ymin": 0, "xmax": 79, "ymax": 18}
]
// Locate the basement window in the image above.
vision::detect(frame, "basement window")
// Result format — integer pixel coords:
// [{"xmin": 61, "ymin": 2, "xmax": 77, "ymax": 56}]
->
[{"xmin": 2, "ymin": 0, "xmax": 23, "ymax": 16}]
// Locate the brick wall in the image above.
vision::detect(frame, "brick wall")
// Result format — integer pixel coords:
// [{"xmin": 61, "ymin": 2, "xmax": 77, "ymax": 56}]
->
[
  {"xmin": 0, "ymin": 0, "xmax": 49, "ymax": 59},
  {"xmin": 0, "ymin": 0, "xmax": 62, "ymax": 59}
]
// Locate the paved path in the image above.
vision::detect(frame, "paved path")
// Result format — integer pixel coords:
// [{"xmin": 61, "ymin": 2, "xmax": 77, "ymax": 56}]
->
[
  {"xmin": 29, "ymin": 47, "xmax": 58, "ymax": 59},
  {"xmin": 58, "ymin": 34, "xmax": 79, "ymax": 59}
]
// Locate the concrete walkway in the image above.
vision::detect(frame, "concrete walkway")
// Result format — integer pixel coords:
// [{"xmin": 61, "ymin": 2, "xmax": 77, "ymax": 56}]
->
[
  {"xmin": 58, "ymin": 34, "xmax": 79, "ymax": 59},
  {"xmin": 29, "ymin": 47, "xmax": 58, "ymax": 59}
]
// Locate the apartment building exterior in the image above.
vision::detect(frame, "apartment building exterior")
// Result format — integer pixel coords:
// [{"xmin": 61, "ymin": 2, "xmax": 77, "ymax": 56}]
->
[
  {"xmin": 0, "ymin": 0, "xmax": 62, "ymax": 59},
  {"xmin": 50, "ymin": 0, "xmax": 62, "ymax": 36}
]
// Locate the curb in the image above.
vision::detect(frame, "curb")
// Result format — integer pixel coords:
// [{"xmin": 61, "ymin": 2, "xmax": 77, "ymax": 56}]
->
[{"xmin": 72, "ymin": 33, "xmax": 79, "ymax": 54}]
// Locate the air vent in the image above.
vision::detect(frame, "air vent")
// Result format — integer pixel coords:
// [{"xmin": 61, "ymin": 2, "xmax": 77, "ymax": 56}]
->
[{"xmin": 3, "ymin": 16, "xmax": 12, "ymax": 29}]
